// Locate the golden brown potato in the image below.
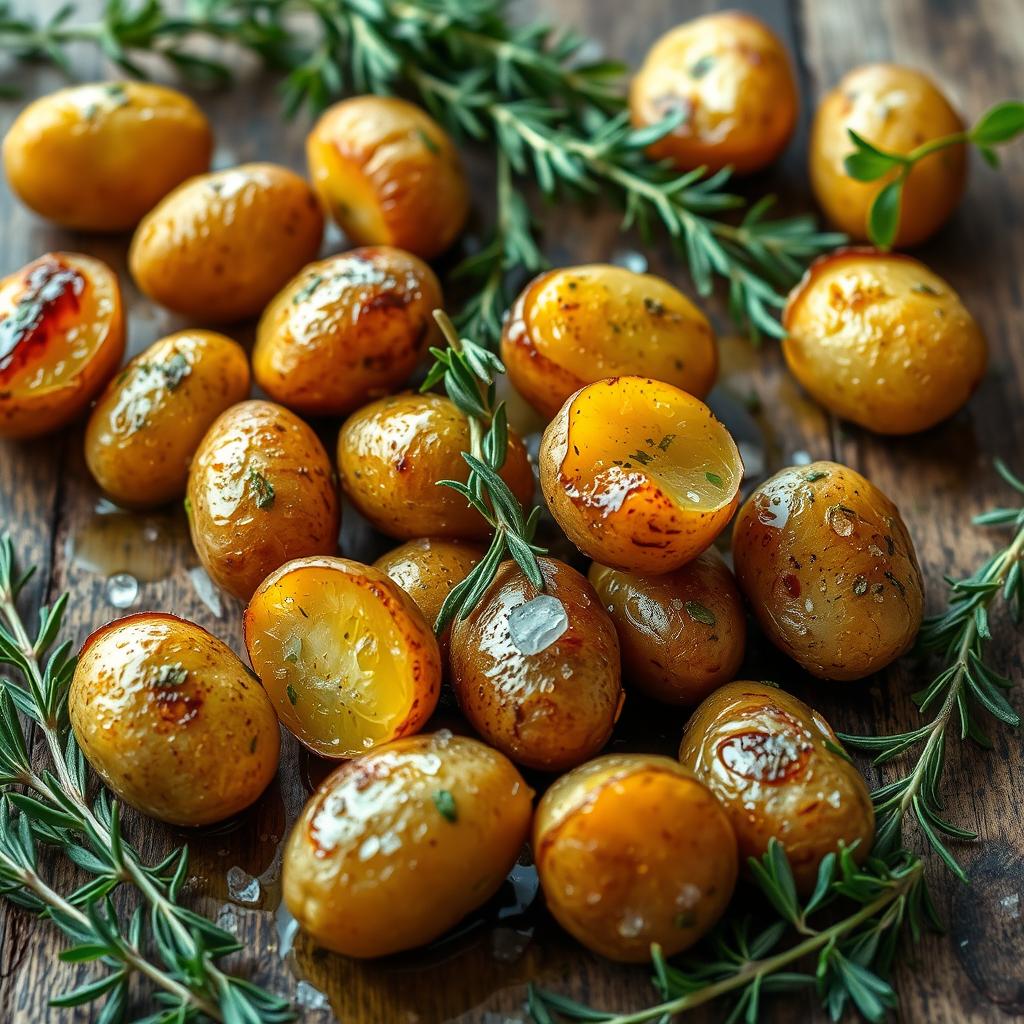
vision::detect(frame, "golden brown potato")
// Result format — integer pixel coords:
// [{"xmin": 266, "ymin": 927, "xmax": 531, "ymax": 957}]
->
[
  {"xmin": 283, "ymin": 731, "xmax": 533, "ymax": 957},
  {"xmin": 810, "ymin": 64, "xmax": 966, "ymax": 246},
  {"xmin": 783, "ymin": 249, "xmax": 986, "ymax": 435},
  {"xmin": 187, "ymin": 400, "xmax": 340, "ymax": 601},
  {"xmin": 449, "ymin": 557, "xmax": 622, "ymax": 772},
  {"xmin": 588, "ymin": 549, "xmax": 746, "ymax": 706},
  {"xmin": 732, "ymin": 461, "xmax": 924, "ymax": 680},
  {"xmin": 70, "ymin": 612, "xmax": 279, "ymax": 826},
  {"xmin": 253, "ymin": 247, "xmax": 442, "ymax": 416},
  {"xmin": 0, "ymin": 252, "xmax": 124, "ymax": 439},
  {"xmin": 129, "ymin": 163, "xmax": 324, "ymax": 322},
  {"xmin": 534, "ymin": 753, "xmax": 737, "ymax": 962},
  {"xmin": 629, "ymin": 12, "xmax": 798, "ymax": 174},
  {"xmin": 307, "ymin": 96, "xmax": 470, "ymax": 260}
]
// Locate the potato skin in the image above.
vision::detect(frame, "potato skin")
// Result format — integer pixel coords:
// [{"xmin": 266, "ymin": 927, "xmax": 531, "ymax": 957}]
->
[
  {"xmin": 187, "ymin": 400, "xmax": 340, "ymax": 601},
  {"xmin": 534, "ymin": 753, "xmax": 737, "ymax": 962},
  {"xmin": 129, "ymin": 163, "xmax": 324, "ymax": 322},
  {"xmin": 253, "ymin": 247, "xmax": 442, "ymax": 416},
  {"xmin": 783, "ymin": 249, "xmax": 986, "ymax": 435},
  {"xmin": 283, "ymin": 731, "xmax": 533, "ymax": 957},
  {"xmin": 69, "ymin": 613, "xmax": 280, "ymax": 826},
  {"xmin": 85, "ymin": 330, "xmax": 250, "ymax": 508},
  {"xmin": 307, "ymin": 96, "xmax": 470, "ymax": 260},
  {"xmin": 732, "ymin": 461, "xmax": 923, "ymax": 680}
]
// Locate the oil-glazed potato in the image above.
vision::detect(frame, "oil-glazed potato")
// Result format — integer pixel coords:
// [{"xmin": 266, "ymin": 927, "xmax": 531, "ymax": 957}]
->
[
  {"xmin": 283, "ymin": 731, "xmax": 533, "ymax": 957},
  {"xmin": 85, "ymin": 330, "xmax": 250, "ymax": 508},
  {"xmin": 307, "ymin": 95, "xmax": 470, "ymax": 260},
  {"xmin": 0, "ymin": 252, "xmax": 124, "ymax": 439},
  {"xmin": 129, "ymin": 163, "xmax": 324, "ymax": 322},
  {"xmin": 588, "ymin": 549, "xmax": 746, "ymax": 706},
  {"xmin": 534, "ymin": 753, "xmax": 737, "ymax": 962},
  {"xmin": 810, "ymin": 64, "xmax": 966, "ymax": 246},
  {"xmin": 540, "ymin": 377, "xmax": 742, "ymax": 574},
  {"xmin": 629, "ymin": 12, "xmax": 798, "ymax": 174},
  {"xmin": 253, "ymin": 247, "xmax": 442, "ymax": 417},
  {"xmin": 70, "ymin": 613, "xmax": 280, "ymax": 826},
  {"xmin": 501, "ymin": 265, "xmax": 717, "ymax": 418},
  {"xmin": 3, "ymin": 82, "xmax": 212, "ymax": 232},
  {"xmin": 338, "ymin": 392, "xmax": 534, "ymax": 540},
  {"xmin": 187, "ymin": 400, "xmax": 339, "ymax": 601},
  {"xmin": 449, "ymin": 558, "xmax": 622, "ymax": 772},
  {"xmin": 244, "ymin": 556, "xmax": 442, "ymax": 758},
  {"xmin": 732, "ymin": 461, "xmax": 924, "ymax": 680},
  {"xmin": 783, "ymin": 249, "xmax": 986, "ymax": 435},
  {"xmin": 679, "ymin": 681, "xmax": 875, "ymax": 893}
]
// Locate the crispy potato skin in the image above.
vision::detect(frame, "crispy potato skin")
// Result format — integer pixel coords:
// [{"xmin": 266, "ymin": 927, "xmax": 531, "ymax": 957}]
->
[
  {"xmin": 629, "ymin": 13, "xmax": 797, "ymax": 174},
  {"xmin": 810, "ymin": 64, "xmax": 965, "ymax": 246},
  {"xmin": 679, "ymin": 681, "xmax": 875, "ymax": 893},
  {"xmin": 588, "ymin": 550, "xmax": 746, "ymax": 706},
  {"xmin": 0, "ymin": 252, "xmax": 124, "ymax": 439},
  {"xmin": 283, "ymin": 731, "xmax": 533, "ymax": 957},
  {"xmin": 307, "ymin": 96, "xmax": 470, "ymax": 260},
  {"xmin": 338, "ymin": 392, "xmax": 534, "ymax": 540},
  {"xmin": 449, "ymin": 558, "xmax": 623, "ymax": 773},
  {"xmin": 253, "ymin": 247, "xmax": 442, "ymax": 417},
  {"xmin": 732, "ymin": 461, "xmax": 923, "ymax": 680},
  {"xmin": 129, "ymin": 163, "xmax": 324, "ymax": 322},
  {"xmin": 187, "ymin": 400, "xmax": 340, "ymax": 601},
  {"xmin": 783, "ymin": 249, "xmax": 986, "ymax": 435},
  {"xmin": 3, "ymin": 82, "xmax": 212, "ymax": 232},
  {"xmin": 85, "ymin": 330, "xmax": 250, "ymax": 508},
  {"xmin": 69, "ymin": 613, "xmax": 280, "ymax": 826},
  {"xmin": 534, "ymin": 753, "xmax": 737, "ymax": 962}
]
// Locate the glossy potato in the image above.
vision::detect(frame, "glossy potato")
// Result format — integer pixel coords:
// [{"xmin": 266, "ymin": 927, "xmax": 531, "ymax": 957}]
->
[
  {"xmin": 783, "ymin": 249, "xmax": 986, "ymax": 435},
  {"xmin": 69, "ymin": 613, "xmax": 280, "ymax": 826},
  {"xmin": 187, "ymin": 400, "xmax": 340, "ymax": 601},
  {"xmin": 283, "ymin": 731, "xmax": 532, "ymax": 957},
  {"xmin": 732, "ymin": 461, "xmax": 924, "ymax": 680},
  {"xmin": 129, "ymin": 163, "xmax": 324, "ymax": 322},
  {"xmin": 534, "ymin": 753, "xmax": 737, "ymax": 962}
]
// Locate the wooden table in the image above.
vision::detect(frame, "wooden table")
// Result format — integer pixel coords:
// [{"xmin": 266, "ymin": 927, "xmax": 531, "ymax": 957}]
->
[{"xmin": 1, "ymin": 1, "xmax": 1023, "ymax": 1021}]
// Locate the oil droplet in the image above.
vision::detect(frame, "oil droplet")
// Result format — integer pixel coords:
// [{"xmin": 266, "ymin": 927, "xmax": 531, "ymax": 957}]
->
[
  {"xmin": 104, "ymin": 572, "xmax": 138, "ymax": 609},
  {"xmin": 610, "ymin": 249, "xmax": 648, "ymax": 273},
  {"xmin": 275, "ymin": 900, "xmax": 299, "ymax": 958},
  {"xmin": 226, "ymin": 866, "xmax": 261, "ymax": 905},
  {"xmin": 69, "ymin": 504, "xmax": 184, "ymax": 582},
  {"xmin": 827, "ymin": 505, "xmax": 856, "ymax": 537},
  {"xmin": 508, "ymin": 595, "xmax": 568, "ymax": 655},
  {"xmin": 791, "ymin": 450, "xmax": 812, "ymax": 466}
]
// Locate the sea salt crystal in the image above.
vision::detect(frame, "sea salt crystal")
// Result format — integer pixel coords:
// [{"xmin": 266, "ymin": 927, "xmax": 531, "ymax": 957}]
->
[{"xmin": 508, "ymin": 596, "xmax": 569, "ymax": 655}]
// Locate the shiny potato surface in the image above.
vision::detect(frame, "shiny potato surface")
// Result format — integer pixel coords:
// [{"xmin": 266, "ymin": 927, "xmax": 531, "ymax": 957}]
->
[
  {"xmin": 732, "ymin": 461, "xmax": 923, "ymax": 680},
  {"xmin": 284, "ymin": 731, "xmax": 532, "ymax": 957},
  {"xmin": 783, "ymin": 249, "xmax": 986, "ymax": 435},
  {"xmin": 810, "ymin": 64, "xmax": 965, "ymax": 246},
  {"xmin": 129, "ymin": 163, "xmax": 324, "ymax": 322},
  {"xmin": 539, "ymin": 377, "xmax": 742, "ymax": 574},
  {"xmin": 534, "ymin": 753, "xmax": 737, "ymax": 962},
  {"xmin": 0, "ymin": 252, "xmax": 124, "ymax": 439},
  {"xmin": 69, "ymin": 613, "xmax": 279, "ymax": 826},
  {"xmin": 187, "ymin": 400, "xmax": 339, "ymax": 601}
]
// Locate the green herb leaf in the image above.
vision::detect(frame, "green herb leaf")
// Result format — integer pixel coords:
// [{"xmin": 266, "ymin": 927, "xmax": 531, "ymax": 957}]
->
[
  {"xmin": 152, "ymin": 663, "xmax": 188, "ymax": 688},
  {"xmin": 970, "ymin": 100, "xmax": 1024, "ymax": 145},
  {"xmin": 685, "ymin": 601, "xmax": 716, "ymax": 626},
  {"xmin": 286, "ymin": 684, "xmax": 299, "ymax": 706},
  {"xmin": 705, "ymin": 471, "xmax": 724, "ymax": 488},
  {"xmin": 867, "ymin": 178, "xmax": 904, "ymax": 249},
  {"xmin": 689, "ymin": 55, "xmax": 715, "ymax": 79},
  {"xmin": 432, "ymin": 789, "xmax": 457, "ymax": 822},
  {"xmin": 248, "ymin": 469, "xmax": 275, "ymax": 509},
  {"xmin": 843, "ymin": 130, "xmax": 902, "ymax": 181}
]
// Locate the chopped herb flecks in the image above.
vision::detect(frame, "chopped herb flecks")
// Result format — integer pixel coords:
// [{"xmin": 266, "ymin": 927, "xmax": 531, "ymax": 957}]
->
[
  {"xmin": 433, "ymin": 789, "xmax": 457, "ymax": 822},
  {"xmin": 249, "ymin": 469, "xmax": 275, "ymax": 509},
  {"xmin": 685, "ymin": 601, "xmax": 716, "ymax": 626}
]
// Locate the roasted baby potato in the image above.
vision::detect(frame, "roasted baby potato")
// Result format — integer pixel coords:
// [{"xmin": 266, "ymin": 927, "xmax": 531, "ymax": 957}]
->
[
  {"xmin": 501, "ymin": 264, "xmax": 717, "ymax": 418},
  {"xmin": 129, "ymin": 163, "xmax": 324, "ymax": 322},
  {"xmin": 783, "ymin": 249, "xmax": 986, "ymax": 435},
  {"xmin": 3, "ymin": 82, "xmax": 212, "ymax": 232},
  {"xmin": 187, "ymin": 400, "xmax": 339, "ymax": 601},
  {"xmin": 449, "ymin": 558, "xmax": 622, "ymax": 772},
  {"xmin": 534, "ymin": 753, "xmax": 737, "ymax": 962},
  {"xmin": 732, "ymin": 461, "xmax": 924, "ymax": 680},
  {"xmin": 588, "ymin": 549, "xmax": 746, "ymax": 706},
  {"xmin": 629, "ymin": 12, "xmax": 798, "ymax": 174},
  {"xmin": 244, "ymin": 556, "xmax": 441, "ymax": 758},
  {"xmin": 85, "ymin": 330, "xmax": 250, "ymax": 508},
  {"xmin": 253, "ymin": 247, "xmax": 442, "ymax": 416},
  {"xmin": 283, "ymin": 731, "xmax": 532, "ymax": 957},
  {"xmin": 540, "ymin": 377, "xmax": 742, "ymax": 574},
  {"xmin": 0, "ymin": 252, "xmax": 124, "ymax": 439},
  {"xmin": 70, "ymin": 612, "xmax": 279, "ymax": 827},
  {"xmin": 307, "ymin": 96, "xmax": 470, "ymax": 260}
]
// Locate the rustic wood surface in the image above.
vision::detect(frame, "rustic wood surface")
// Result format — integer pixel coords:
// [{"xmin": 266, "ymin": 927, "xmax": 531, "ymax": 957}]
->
[{"xmin": 0, "ymin": 0, "xmax": 1022, "ymax": 1021}]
